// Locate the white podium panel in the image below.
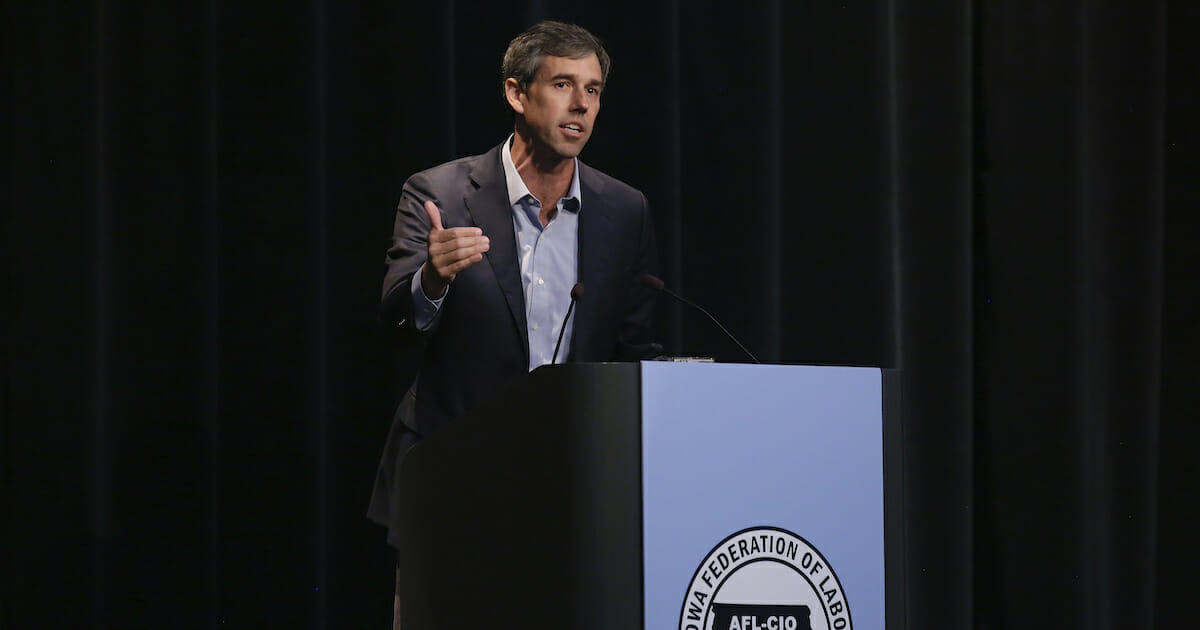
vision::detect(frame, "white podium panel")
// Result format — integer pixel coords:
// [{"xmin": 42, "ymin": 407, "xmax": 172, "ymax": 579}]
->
[{"xmin": 641, "ymin": 362, "xmax": 885, "ymax": 630}]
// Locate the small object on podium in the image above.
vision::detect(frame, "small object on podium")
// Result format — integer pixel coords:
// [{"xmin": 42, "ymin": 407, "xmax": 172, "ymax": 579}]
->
[{"xmin": 651, "ymin": 356, "xmax": 715, "ymax": 363}]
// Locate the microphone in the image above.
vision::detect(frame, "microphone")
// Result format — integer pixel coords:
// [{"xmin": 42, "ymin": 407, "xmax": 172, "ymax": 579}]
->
[
  {"xmin": 641, "ymin": 274, "xmax": 761, "ymax": 364},
  {"xmin": 551, "ymin": 282, "xmax": 585, "ymax": 364}
]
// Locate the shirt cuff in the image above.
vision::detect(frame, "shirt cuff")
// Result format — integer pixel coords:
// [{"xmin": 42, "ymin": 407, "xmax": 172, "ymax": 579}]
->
[{"xmin": 411, "ymin": 265, "xmax": 446, "ymax": 331}]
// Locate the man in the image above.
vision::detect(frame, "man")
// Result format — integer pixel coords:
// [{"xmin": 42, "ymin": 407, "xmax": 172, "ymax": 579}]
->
[{"xmin": 367, "ymin": 20, "xmax": 659, "ymax": 627}]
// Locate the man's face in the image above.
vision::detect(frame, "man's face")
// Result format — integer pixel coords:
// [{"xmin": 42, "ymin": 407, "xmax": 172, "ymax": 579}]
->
[{"xmin": 509, "ymin": 53, "xmax": 603, "ymax": 161}]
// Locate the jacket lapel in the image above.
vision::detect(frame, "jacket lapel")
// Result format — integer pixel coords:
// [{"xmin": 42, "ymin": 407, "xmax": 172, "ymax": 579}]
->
[
  {"xmin": 464, "ymin": 145, "xmax": 529, "ymax": 358},
  {"xmin": 573, "ymin": 162, "xmax": 617, "ymax": 359}
]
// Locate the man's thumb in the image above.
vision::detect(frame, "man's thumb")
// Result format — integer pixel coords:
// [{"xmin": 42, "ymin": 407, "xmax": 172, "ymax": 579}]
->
[{"xmin": 423, "ymin": 200, "xmax": 444, "ymax": 231}]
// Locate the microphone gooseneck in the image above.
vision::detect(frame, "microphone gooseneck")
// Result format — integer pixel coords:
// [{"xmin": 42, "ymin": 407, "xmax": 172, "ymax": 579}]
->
[
  {"xmin": 640, "ymin": 274, "xmax": 761, "ymax": 364},
  {"xmin": 551, "ymin": 283, "xmax": 585, "ymax": 365}
]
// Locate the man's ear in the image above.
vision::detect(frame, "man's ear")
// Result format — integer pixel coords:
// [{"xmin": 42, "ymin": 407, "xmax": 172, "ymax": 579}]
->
[{"xmin": 503, "ymin": 77, "xmax": 525, "ymax": 115}]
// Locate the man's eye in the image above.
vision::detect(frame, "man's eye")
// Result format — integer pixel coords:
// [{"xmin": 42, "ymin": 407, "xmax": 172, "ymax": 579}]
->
[{"xmin": 554, "ymin": 82, "xmax": 568, "ymax": 88}]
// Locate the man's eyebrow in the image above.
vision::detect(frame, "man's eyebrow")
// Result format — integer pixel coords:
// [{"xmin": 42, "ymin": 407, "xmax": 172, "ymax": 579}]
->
[{"xmin": 548, "ymin": 73, "xmax": 604, "ymax": 87}]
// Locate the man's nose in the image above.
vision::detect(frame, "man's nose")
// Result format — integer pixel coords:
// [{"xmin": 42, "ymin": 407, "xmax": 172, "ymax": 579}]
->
[{"xmin": 570, "ymin": 88, "xmax": 589, "ymax": 111}]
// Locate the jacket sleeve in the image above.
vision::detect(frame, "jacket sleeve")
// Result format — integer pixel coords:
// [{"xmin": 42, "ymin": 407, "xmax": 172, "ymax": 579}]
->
[
  {"xmin": 380, "ymin": 173, "xmax": 438, "ymax": 330},
  {"xmin": 612, "ymin": 191, "xmax": 663, "ymax": 360}
]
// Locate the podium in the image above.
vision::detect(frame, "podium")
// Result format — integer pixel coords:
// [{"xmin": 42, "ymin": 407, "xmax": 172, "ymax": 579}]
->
[{"xmin": 396, "ymin": 362, "xmax": 900, "ymax": 629}]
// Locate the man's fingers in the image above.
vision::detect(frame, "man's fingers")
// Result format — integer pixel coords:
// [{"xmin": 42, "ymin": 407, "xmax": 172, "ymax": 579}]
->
[
  {"xmin": 429, "ymin": 239, "xmax": 490, "ymax": 267},
  {"xmin": 423, "ymin": 200, "xmax": 444, "ymax": 232},
  {"xmin": 428, "ymin": 226, "xmax": 485, "ymax": 244},
  {"xmin": 428, "ymin": 233, "xmax": 489, "ymax": 257},
  {"xmin": 443, "ymin": 253, "xmax": 485, "ymax": 276},
  {"xmin": 430, "ymin": 252, "xmax": 483, "ymax": 280},
  {"xmin": 421, "ymin": 203, "xmax": 488, "ymax": 284}
]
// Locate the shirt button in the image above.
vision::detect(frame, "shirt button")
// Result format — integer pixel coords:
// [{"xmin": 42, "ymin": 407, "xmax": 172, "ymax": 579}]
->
[
  {"xmin": 537, "ymin": 278, "xmax": 544, "ymax": 286},
  {"xmin": 533, "ymin": 323, "xmax": 539, "ymax": 331}
]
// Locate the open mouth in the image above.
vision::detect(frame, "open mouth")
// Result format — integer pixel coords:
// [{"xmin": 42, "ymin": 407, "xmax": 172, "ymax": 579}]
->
[{"xmin": 561, "ymin": 123, "xmax": 585, "ymax": 136}]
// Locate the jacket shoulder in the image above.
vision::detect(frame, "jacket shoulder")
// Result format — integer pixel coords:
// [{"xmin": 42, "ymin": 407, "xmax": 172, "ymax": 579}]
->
[
  {"xmin": 578, "ymin": 161, "xmax": 646, "ymax": 205},
  {"xmin": 403, "ymin": 145, "xmax": 503, "ymax": 195}
]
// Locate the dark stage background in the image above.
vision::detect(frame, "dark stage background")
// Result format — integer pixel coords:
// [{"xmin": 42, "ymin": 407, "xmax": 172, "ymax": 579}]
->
[{"xmin": 3, "ymin": 0, "xmax": 1197, "ymax": 628}]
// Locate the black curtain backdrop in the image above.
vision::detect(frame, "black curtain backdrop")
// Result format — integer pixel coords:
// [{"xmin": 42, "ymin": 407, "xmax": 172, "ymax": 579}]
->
[{"xmin": 3, "ymin": 1, "xmax": 1196, "ymax": 628}]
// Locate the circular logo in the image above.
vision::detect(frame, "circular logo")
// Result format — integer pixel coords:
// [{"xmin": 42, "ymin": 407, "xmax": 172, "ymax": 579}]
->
[{"xmin": 678, "ymin": 526, "xmax": 852, "ymax": 630}]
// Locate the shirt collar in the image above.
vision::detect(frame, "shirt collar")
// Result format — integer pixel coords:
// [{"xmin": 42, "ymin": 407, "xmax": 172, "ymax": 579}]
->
[{"xmin": 501, "ymin": 134, "xmax": 582, "ymax": 212}]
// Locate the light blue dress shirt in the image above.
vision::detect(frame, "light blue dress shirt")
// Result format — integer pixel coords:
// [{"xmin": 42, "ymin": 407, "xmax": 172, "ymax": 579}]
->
[{"xmin": 412, "ymin": 137, "xmax": 580, "ymax": 370}]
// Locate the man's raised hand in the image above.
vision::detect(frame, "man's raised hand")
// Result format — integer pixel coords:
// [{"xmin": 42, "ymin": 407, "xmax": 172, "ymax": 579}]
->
[{"xmin": 420, "ymin": 200, "xmax": 490, "ymax": 299}]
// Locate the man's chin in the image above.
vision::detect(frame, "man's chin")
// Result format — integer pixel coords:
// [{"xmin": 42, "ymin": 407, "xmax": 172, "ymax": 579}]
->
[
  {"xmin": 530, "ymin": 135, "xmax": 587, "ymax": 163},
  {"xmin": 554, "ymin": 140, "xmax": 588, "ymax": 160}
]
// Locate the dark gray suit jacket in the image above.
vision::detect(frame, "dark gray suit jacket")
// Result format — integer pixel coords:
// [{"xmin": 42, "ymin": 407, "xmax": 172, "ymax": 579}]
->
[{"xmin": 368, "ymin": 142, "xmax": 658, "ymax": 541}]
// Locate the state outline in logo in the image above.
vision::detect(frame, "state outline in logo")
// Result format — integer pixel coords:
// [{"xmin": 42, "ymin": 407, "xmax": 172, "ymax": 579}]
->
[{"xmin": 677, "ymin": 525, "xmax": 853, "ymax": 630}]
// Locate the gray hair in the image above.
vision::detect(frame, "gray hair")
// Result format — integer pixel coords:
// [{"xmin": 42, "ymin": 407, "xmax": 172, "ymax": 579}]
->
[{"xmin": 502, "ymin": 21, "xmax": 611, "ymax": 93}]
